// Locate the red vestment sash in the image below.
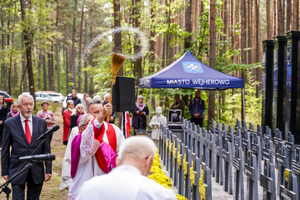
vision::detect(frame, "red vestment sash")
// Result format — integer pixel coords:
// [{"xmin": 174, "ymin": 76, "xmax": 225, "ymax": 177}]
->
[{"xmin": 92, "ymin": 118, "xmax": 117, "ymax": 173}]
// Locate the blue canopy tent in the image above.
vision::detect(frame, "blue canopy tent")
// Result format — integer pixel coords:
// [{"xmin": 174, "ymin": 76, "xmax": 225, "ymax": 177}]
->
[{"xmin": 138, "ymin": 50, "xmax": 245, "ymax": 122}]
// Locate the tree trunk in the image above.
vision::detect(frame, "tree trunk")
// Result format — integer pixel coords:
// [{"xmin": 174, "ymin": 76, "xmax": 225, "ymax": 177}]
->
[
  {"xmin": 149, "ymin": 0, "xmax": 156, "ymax": 70},
  {"xmin": 266, "ymin": 0, "xmax": 272, "ymax": 38},
  {"xmin": 48, "ymin": 41, "xmax": 54, "ymax": 91},
  {"xmin": 233, "ymin": 0, "xmax": 239, "ymax": 64},
  {"xmin": 255, "ymin": 0, "xmax": 261, "ymax": 97},
  {"xmin": 84, "ymin": 20, "xmax": 88, "ymax": 93},
  {"xmin": 277, "ymin": 0, "xmax": 284, "ymax": 35},
  {"xmin": 38, "ymin": 50, "xmax": 41, "ymax": 90},
  {"xmin": 2, "ymin": 21, "xmax": 7, "ymax": 91},
  {"xmin": 8, "ymin": 42, "xmax": 12, "ymax": 95},
  {"xmin": 114, "ymin": 0, "xmax": 123, "ymax": 76},
  {"xmin": 273, "ymin": 0, "xmax": 277, "ymax": 36},
  {"xmin": 20, "ymin": 0, "xmax": 36, "ymax": 106},
  {"xmin": 89, "ymin": 53, "xmax": 94, "ymax": 95},
  {"xmin": 69, "ymin": 44, "xmax": 73, "ymax": 93},
  {"xmin": 65, "ymin": 44, "xmax": 69, "ymax": 95},
  {"xmin": 165, "ymin": 0, "xmax": 171, "ymax": 65},
  {"xmin": 48, "ymin": 50, "xmax": 51, "ymax": 91},
  {"xmin": 282, "ymin": 0, "xmax": 285, "ymax": 33},
  {"xmin": 7, "ymin": 10, "xmax": 12, "ymax": 95},
  {"xmin": 72, "ymin": 0, "xmax": 78, "ymax": 90},
  {"xmin": 56, "ymin": 0, "xmax": 60, "ymax": 92},
  {"xmin": 149, "ymin": 0, "xmax": 156, "ymax": 110},
  {"xmin": 184, "ymin": 0, "xmax": 192, "ymax": 49},
  {"xmin": 286, "ymin": 0, "xmax": 291, "ymax": 31},
  {"xmin": 133, "ymin": 0, "xmax": 142, "ymax": 83},
  {"xmin": 43, "ymin": 53, "xmax": 47, "ymax": 90},
  {"xmin": 240, "ymin": 0, "xmax": 246, "ymax": 65},
  {"xmin": 56, "ymin": 39, "xmax": 60, "ymax": 92},
  {"xmin": 77, "ymin": 1, "xmax": 85, "ymax": 93},
  {"xmin": 247, "ymin": 0, "xmax": 252, "ymax": 64},
  {"xmin": 292, "ymin": 0, "xmax": 299, "ymax": 30},
  {"xmin": 21, "ymin": 34, "xmax": 28, "ymax": 92},
  {"xmin": 230, "ymin": 0, "xmax": 234, "ymax": 57},
  {"xmin": 208, "ymin": 0, "xmax": 216, "ymax": 128},
  {"xmin": 12, "ymin": 32, "xmax": 17, "ymax": 90}
]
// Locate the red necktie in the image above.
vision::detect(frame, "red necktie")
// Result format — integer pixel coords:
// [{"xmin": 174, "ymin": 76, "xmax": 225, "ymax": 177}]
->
[{"xmin": 24, "ymin": 119, "xmax": 31, "ymax": 145}]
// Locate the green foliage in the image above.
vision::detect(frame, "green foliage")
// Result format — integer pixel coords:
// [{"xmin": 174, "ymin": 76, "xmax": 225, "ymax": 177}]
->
[
  {"xmin": 221, "ymin": 68, "xmax": 262, "ymax": 126},
  {"xmin": 0, "ymin": 0, "xmax": 263, "ymax": 128}
]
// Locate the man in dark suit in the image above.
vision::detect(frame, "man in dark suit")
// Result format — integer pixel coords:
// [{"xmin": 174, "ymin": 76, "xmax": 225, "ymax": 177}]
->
[
  {"xmin": 1, "ymin": 94, "xmax": 52, "ymax": 200},
  {"xmin": 66, "ymin": 90, "xmax": 81, "ymax": 107}
]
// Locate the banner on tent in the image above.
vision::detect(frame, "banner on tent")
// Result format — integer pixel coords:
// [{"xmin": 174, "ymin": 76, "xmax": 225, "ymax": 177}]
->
[{"xmin": 165, "ymin": 79, "xmax": 231, "ymax": 86}]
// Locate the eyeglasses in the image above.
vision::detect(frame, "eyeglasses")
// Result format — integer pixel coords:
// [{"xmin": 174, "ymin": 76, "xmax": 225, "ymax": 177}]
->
[{"xmin": 80, "ymin": 120, "xmax": 91, "ymax": 127}]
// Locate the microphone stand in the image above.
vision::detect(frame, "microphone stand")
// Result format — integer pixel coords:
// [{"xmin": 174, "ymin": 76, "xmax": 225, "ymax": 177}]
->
[
  {"xmin": 0, "ymin": 162, "xmax": 34, "ymax": 200},
  {"xmin": 15, "ymin": 132, "xmax": 53, "ymax": 174},
  {"xmin": 0, "ymin": 132, "xmax": 55, "ymax": 199}
]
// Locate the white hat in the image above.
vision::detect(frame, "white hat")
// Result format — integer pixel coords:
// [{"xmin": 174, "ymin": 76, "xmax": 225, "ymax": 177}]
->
[{"xmin": 137, "ymin": 95, "xmax": 144, "ymax": 99}]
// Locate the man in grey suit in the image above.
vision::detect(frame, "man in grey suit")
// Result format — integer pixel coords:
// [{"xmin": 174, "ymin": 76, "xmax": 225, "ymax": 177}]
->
[{"xmin": 1, "ymin": 94, "xmax": 52, "ymax": 200}]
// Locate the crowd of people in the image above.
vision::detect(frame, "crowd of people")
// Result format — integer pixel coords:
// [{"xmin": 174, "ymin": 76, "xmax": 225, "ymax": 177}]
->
[{"xmin": 0, "ymin": 89, "xmax": 205, "ymax": 200}]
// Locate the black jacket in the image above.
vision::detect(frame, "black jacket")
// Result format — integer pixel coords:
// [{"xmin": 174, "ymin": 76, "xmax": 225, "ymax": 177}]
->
[
  {"xmin": 1, "ymin": 115, "xmax": 52, "ymax": 184},
  {"xmin": 66, "ymin": 96, "xmax": 81, "ymax": 107},
  {"xmin": 0, "ymin": 106, "xmax": 8, "ymax": 132},
  {"xmin": 189, "ymin": 98, "xmax": 205, "ymax": 118},
  {"xmin": 132, "ymin": 103, "xmax": 149, "ymax": 129},
  {"xmin": 71, "ymin": 115, "xmax": 79, "ymax": 129}
]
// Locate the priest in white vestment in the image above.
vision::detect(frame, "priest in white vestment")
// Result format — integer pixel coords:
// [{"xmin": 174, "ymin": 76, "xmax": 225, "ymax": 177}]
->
[
  {"xmin": 149, "ymin": 106, "xmax": 167, "ymax": 148},
  {"xmin": 68, "ymin": 102, "xmax": 125, "ymax": 200},
  {"xmin": 76, "ymin": 136, "xmax": 177, "ymax": 200}
]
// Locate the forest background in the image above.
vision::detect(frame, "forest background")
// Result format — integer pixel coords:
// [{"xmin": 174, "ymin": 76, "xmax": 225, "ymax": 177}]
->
[{"xmin": 0, "ymin": 0, "xmax": 299, "ymax": 128}]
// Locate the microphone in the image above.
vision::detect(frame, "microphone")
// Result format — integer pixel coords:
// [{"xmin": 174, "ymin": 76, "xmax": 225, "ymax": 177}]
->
[
  {"xmin": 37, "ymin": 125, "xmax": 60, "ymax": 140},
  {"xmin": 19, "ymin": 154, "xmax": 55, "ymax": 162}
]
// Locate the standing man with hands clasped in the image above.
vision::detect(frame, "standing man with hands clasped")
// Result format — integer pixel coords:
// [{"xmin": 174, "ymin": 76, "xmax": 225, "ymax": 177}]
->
[
  {"xmin": 189, "ymin": 90, "xmax": 205, "ymax": 127},
  {"xmin": 1, "ymin": 94, "xmax": 52, "ymax": 200}
]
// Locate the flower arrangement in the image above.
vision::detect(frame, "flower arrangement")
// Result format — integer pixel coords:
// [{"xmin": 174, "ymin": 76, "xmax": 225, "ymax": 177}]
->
[{"xmin": 148, "ymin": 148, "xmax": 187, "ymax": 200}]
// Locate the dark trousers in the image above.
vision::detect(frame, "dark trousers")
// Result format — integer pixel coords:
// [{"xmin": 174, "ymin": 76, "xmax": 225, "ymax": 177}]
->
[
  {"xmin": 134, "ymin": 118, "xmax": 146, "ymax": 135},
  {"xmin": 12, "ymin": 169, "xmax": 43, "ymax": 200},
  {"xmin": 0, "ymin": 130, "xmax": 3, "ymax": 148},
  {"xmin": 191, "ymin": 117, "xmax": 204, "ymax": 127}
]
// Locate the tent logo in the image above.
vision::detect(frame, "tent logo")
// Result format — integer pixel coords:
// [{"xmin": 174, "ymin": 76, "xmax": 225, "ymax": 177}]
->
[{"xmin": 182, "ymin": 62, "xmax": 204, "ymax": 73}]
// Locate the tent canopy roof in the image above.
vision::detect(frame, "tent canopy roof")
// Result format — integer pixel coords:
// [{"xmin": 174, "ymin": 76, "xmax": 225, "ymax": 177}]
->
[{"xmin": 139, "ymin": 50, "xmax": 244, "ymax": 90}]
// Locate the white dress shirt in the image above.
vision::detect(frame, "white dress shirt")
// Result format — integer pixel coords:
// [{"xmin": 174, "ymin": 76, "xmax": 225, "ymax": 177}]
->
[
  {"xmin": 20, "ymin": 114, "xmax": 33, "ymax": 136},
  {"xmin": 76, "ymin": 165, "xmax": 177, "ymax": 200}
]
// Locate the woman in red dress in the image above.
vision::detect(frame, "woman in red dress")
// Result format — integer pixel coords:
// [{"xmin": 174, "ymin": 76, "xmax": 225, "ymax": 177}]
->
[{"xmin": 63, "ymin": 100, "xmax": 74, "ymax": 145}]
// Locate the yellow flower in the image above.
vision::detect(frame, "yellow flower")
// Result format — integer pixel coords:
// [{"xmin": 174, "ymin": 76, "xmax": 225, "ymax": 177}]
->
[{"xmin": 176, "ymin": 194, "xmax": 188, "ymax": 200}]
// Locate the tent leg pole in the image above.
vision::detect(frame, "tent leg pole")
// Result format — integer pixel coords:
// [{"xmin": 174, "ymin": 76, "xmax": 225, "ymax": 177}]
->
[
  {"xmin": 242, "ymin": 88, "xmax": 245, "ymax": 121},
  {"xmin": 217, "ymin": 90, "xmax": 219, "ymax": 121},
  {"xmin": 148, "ymin": 88, "xmax": 152, "ymax": 127}
]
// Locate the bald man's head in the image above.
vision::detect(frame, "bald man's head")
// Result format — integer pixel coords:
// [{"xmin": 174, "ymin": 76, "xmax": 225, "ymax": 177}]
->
[{"xmin": 117, "ymin": 136, "xmax": 156, "ymax": 176}]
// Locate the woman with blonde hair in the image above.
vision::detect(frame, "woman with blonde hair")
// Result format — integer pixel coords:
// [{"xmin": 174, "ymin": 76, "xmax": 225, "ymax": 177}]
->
[
  {"xmin": 6, "ymin": 102, "xmax": 19, "ymax": 120},
  {"xmin": 71, "ymin": 103, "xmax": 85, "ymax": 129},
  {"xmin": 0, "ymin": 95, "xmax": 8, "ymax": 149}
]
